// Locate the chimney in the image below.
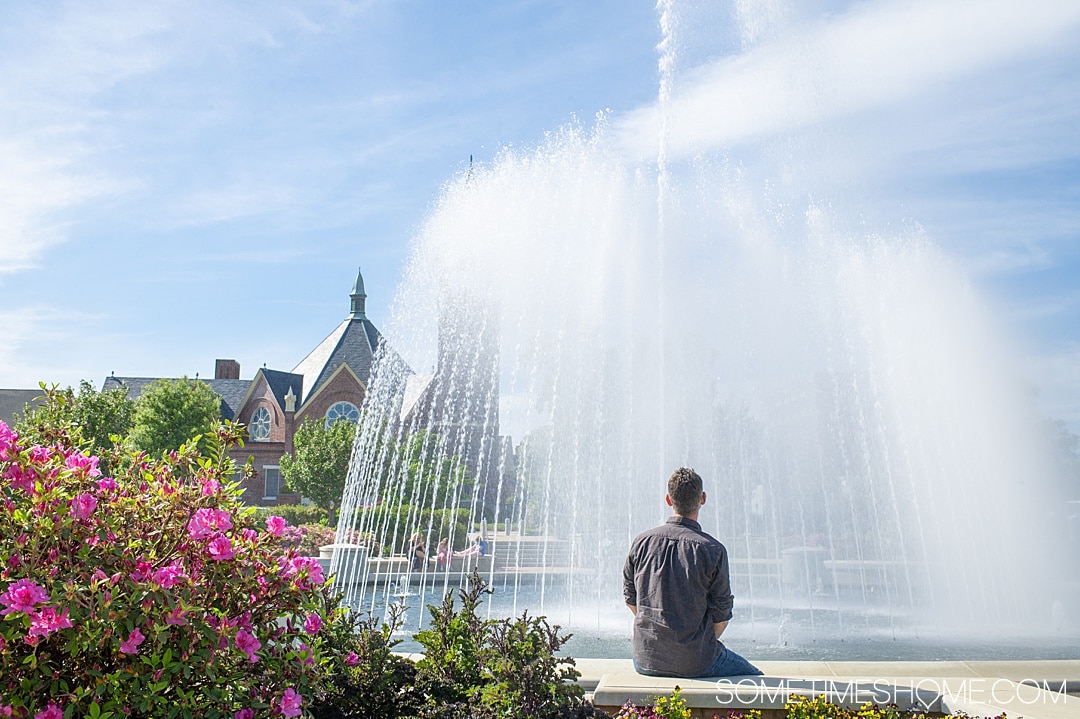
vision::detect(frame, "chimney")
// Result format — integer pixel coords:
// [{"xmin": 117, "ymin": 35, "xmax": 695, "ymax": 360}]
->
[{"xmin": 215, "ymin": 359, "xmax": 240, "ymax": 380}]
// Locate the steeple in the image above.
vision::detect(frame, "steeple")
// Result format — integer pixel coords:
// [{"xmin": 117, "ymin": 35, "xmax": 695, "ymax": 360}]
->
[{"xmin": 349, "ymin": 267, "xmax": 367, "ymax": 320}]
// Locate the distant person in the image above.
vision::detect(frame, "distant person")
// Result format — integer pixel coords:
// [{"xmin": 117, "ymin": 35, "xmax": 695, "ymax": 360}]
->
[
  {"xmin": 455, "ymin": 533, "xmax": 486, "ymax": 558},
  {"xmin": 409, "ymin": 532, "xmax": 426, "ymax": 571},
  {"xmin": 436, "ymin": 538, "xmax": 449, "ymax": 570},
  {"xmin": 623, "ymin": 467, "xmax": 762, "ymax": 678}
]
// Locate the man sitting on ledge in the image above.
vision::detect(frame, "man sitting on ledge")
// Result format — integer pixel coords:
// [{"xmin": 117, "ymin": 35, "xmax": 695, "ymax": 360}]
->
[{"xmin": 623, "ymin": 467, "xmax": 762, "ymax": 678}]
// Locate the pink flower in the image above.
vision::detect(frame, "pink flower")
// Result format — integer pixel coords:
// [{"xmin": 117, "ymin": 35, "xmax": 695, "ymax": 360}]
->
[
  {"xmin": 34, "ymin": 704, "xmax": 62, "ymax": 719},
  {"xmin": 0, "ymin": 421, "xmax": 16, "ymax": 446},
  {"xmin": 130, "ymin": 561, "xmax": 153, "ymax": 582},
  {"xmin": 187, "ymin": 511, "xmax": 214, "ymax": 539},
  {"xmin": 235, "ymin": 629, "xmax": 261, "ymax": 663},
  {"xmin": 28, "ymin": 605, "xmax": 73, "ymax": 638},
  {"xmin": 65, "ymin": 452, "xmax": 101, "ymax": 476},
  {"xmin": 187, "ymin": 508, "xmax": 233, "ymax": 539},
  {"xmin": 69, "ymin": 492, "xmax": 98, "ymax": 520},
  {"xmin": 201, "ymin": 477, "xmax": 219, "ymax": 495},
  {"xmin": 265, "ymin": 515, "xmax": 287, "ymax": 536},
  {"xmin": 234, "ymin": 711, "xmax": 254, "ymax": 719},
  {"xmin": 278, "ymin": 688, "xmax": 302, "ymax": 718},
  {"xmin": 96, "ymin": 477, "xmax": 118, "ymax": 492},
  {"xmin": 345, "ymin": 651, "xmax": 359, "ymax": 666},
  {"xmin": 296, "ymin": 642, "xmax": 314, "ymax": 667},
  {"xmin": 207, "ymin": 535, "xmax": 235, "ymax": 561},
  {"xmin": 28, "ymin": 445, "xmax": 50, "ymax": 463},
  {"xmin": 241, "ymin": 528, "xmax": 258, "ymax": 542},
  {"xmin": 0, "ymin": 578, "xmax": 49, "ymax": 615},
  {"xmin": 152, "ymin": 562, "xmax": 187, "ymax": 589},
  {"xmin": 119, "ymin": 627, "xmax": 145, "ymax": 655},
  {"xmin": 282, "ymin": 556, "xmax": 325, "ymax": 588},
  {"xmin": 165, "ymin": 606, "xmax": 188, "ymax": 626},
  {"xmin": 303, "ymin": 613, "xmax": 322, "ymax": 635},
  {"xmin": 4, "ymin": 464, "xmax": 34, "ymax": 493}
]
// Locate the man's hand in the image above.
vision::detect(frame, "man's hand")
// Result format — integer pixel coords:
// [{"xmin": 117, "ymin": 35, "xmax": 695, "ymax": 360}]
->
[
  {"xmin": 627, "ymin": 604, "xmax": 637, "ymax": 616},
  {"xmin": 714, "ymin": 620, "xmax": 728, "ymax": 639}
]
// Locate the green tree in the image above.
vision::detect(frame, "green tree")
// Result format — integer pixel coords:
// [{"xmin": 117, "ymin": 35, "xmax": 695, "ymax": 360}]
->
[
  {"xmin": 1043, "ymin": 417, "xmax": 1080, "ymax": 501},
  {"xmin": 280, "ymin": 417, "xmax": 356, "ymax": 525},
  {"xmin": 15, "ymin": 380, "xmax": 135, "ymax": 459},
  {"xmin": 130, "ymin": 376, "xmax": 220, "ymax": 456},
  {"xmin": 395, "ymin": 429, "xmax": 473, "ymax": 509}
]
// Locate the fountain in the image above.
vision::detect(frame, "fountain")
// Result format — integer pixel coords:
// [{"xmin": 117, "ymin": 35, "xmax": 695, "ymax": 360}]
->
[{"xmin": 333, "ymin": 1, "xmax": 1074, "ymax": 659}]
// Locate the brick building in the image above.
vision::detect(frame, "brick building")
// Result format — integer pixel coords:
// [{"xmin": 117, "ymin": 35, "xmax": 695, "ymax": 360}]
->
[{"xmin": 103, "ymin": 268, "xmax": 402, "ymax": 506}]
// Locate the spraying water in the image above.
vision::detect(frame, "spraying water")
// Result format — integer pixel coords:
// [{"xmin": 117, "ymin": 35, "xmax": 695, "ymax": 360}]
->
[{"xmin": 334, "ymin": 0, "xmax": 1065, "ymax": 652}]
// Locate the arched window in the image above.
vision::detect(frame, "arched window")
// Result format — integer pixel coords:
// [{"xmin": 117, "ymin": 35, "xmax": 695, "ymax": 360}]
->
[
  {"xmin": 250, "ymin": 406, "xmax": 272, "ymax": 441},
  {"xmin": 325, "ymin": 401, "xmax": 359, "ymax": 428}
]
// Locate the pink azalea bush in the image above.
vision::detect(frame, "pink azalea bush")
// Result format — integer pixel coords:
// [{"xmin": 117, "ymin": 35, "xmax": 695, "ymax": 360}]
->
[
  {"xmin": 277, "ymin": 524, "xmax": 373, "ymax": 559},
  {"xmin": 0, "ymin": 411, "xmax": 341, "ymax": 718}
]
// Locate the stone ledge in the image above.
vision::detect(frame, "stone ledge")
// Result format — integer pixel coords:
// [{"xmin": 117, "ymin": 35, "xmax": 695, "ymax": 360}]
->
[
  {"xmin": 587, "ymin": 662, "xmax": 1080, "ymax": 719},
  {"xmin": 593, "ymin": 674, "xmax": 942, "ymax": 713}
]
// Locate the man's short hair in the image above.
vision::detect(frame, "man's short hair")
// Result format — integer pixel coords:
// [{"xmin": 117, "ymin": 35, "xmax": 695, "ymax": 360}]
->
[{"xmin": 668, "ymin": 467, "xmax": 703, "ymax": 516}]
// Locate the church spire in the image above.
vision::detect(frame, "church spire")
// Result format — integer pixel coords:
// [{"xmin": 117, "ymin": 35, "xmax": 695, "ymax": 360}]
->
[{"xmin": 349, "ymin": 267, "xmax": 367, "ymax": 320}]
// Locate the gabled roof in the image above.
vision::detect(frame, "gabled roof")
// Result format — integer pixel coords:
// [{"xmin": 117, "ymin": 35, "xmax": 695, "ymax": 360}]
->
[
  {"xmin": 233, "ymin": 368, "xmax": 304, "ymax": 418},
  {"xmin": 102, "ymin": 376, "xmax": 252, "ymax": 421},
  {"xmin": 260, "ymin": 369, "xmax": 304, "ymax": 414},
  {"xmin": 291, "ymin": 317, "xmax": 381, "ymax": 402},
  {"xmin": 291, "ymin": 269, "xmax": 400, "ymax": 403},
  {"xmin": 296, "ymin": 362, "xmax": 366, "ymax": 418},
  {"xmin": 98, "ymin": 269, "xmax": 408, "ymax": 426},
  {"xmin": 0, "ymin": 389, "xmax": 44, "ymax": 426}
]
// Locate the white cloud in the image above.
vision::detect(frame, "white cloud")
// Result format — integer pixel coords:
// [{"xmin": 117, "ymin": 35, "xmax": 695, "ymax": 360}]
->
[
  {"xmin": 0, "ymin": 137, "xmax": 111, "ymax": 273},
  {"xmin": 0, "ymin": 0, "xmax": 372, "ymax": 274},
  {"xmin": 0, "ymin": 3, "xmax": 175, "ymax": 272},
  {"xmin": 617, "ymin": 0, "xmax": 1080, "ymax": 159}
]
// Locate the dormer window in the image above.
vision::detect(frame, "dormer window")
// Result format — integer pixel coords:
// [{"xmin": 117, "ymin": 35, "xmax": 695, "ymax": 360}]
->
[
  {"xmin": 325, "ymin": 401, "xmax": 359, "ymax": 427},
  {"xmin": 250, "ymin": 406, "xmax": 272, "ymax": 441}
]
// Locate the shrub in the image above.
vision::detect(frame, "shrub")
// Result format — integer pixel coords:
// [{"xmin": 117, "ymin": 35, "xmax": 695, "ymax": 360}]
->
[
  {"xmin": 282, "ymin": 524, "xmax": 338, "ymax": 557},
  {"xmin": 252, "ymin": 503, "xmax": 329, "ymax": 528},
  {"xmin": 614, "ymin": 692, "xmax": 754, "ymax": 719},
  {"xmin": 413, "ymin": 573, "xmax": 599, "ymax": 719},
  {"xmin": 308, "ymin": 603, "xmax": 424, "ymax": 719},
  {"xmin": 481, "ymin": 610, "xmax": 588, "ymax": 719},
  {"xmin": 0, "ymin": 407, "xmax": 341, "ymax": 718},
  {"xmin": 274, "ymin": 524, "xmax": 379, "ymax": 558},
  {"xmin": 413, "ymin": 574, "xmax": 492, "ymax": 716},
  {"xmin": 354, "ymin": 505, "xmax": 471, "ymax": 555},
  {"xmin": 14, "ymin": 380, "xmax": 135, "ymax": 466},
  {"xmin": 783, "ymin": 696, "xmax": 1004, "ymax": 719},
  {"xmin": 612, "ymin": 688, "xmax": 696, "ymax": 719}
]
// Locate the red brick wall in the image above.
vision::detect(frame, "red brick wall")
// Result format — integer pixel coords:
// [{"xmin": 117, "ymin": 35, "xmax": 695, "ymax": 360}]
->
[
  {"xmin": 230, "ymin": 443, "xmax": 300, "ymax": 505},
  {"xmin": 232, "ymin": 373, "xmax": 300, "ymax": 506},
  {"xmin": 235, "ymin": 376, "xmax": 288, "ymax": 444},
  {"xmin": 295, "ymin": 369, "xmax": 366, "ymax": 427}
]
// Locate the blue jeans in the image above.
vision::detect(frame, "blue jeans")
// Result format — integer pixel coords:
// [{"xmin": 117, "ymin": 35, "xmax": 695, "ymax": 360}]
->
[
  {"xmin": 703, "ymin": 645, "xmax": 763, "ymax": 678},
  {"xmin": 633, "ymin": 646, "xmax": 763, "ymax": 678}
]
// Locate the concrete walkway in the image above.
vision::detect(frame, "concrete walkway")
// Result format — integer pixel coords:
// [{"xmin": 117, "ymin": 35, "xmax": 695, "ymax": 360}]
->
[{"xmin": 576, "ymin": 659, "xmax": 1080, "ymax": 718}]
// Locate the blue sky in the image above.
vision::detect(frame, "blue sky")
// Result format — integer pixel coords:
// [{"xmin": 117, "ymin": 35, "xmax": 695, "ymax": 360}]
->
[{"xmin": 1, "ymin": 0, "xmax": 1079, "ymax": 429}]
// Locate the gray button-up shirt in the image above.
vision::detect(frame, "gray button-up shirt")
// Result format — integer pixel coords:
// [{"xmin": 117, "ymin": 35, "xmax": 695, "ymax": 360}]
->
[{"xmin": 623, "ymin": 515, "xmax": 734, "ymax": 677}]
